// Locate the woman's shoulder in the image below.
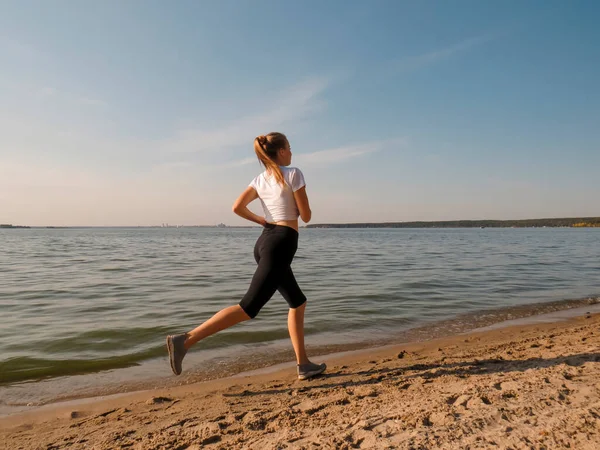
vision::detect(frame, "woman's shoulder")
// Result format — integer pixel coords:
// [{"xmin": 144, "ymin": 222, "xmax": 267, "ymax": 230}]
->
[
  {"xmin": 249, "ymin": 170, "xmax": 267, "ymax": 187},
  {"xmin": 282, "ymin": 166, "xmax": 306, "ymax": 191},
  {"xmin": 282, "ymin": 166, "xmax": 304, "ymax": 175}
]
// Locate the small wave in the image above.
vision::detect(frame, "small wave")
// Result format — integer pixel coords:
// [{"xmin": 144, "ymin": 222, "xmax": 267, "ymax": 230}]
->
[
  {"xmin": 0, "ymin": 353, "xmax": 150, "ymax": 384},
  {"xmin": 99, "ymin": 267, "xmax": 130, "ymax": 272}
]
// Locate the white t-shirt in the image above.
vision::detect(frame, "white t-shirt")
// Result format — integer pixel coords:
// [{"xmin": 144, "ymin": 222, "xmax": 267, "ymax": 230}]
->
[{"xmin": 249, "ymin": 166, "xmax": 306, "ymax": 222}]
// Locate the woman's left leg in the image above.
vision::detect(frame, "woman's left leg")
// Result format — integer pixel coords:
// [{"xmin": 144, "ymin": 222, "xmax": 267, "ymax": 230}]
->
[
  {"xmin": 167, "ymin": 305, "xmax": 250, "ymax": 375},
  {"xmin": 167, "ymin": 233, "xmax": 282, "ymax": 375},
  {"xmin": 184, "ymin": 305, "xmax": 250, "ymax": 349}
]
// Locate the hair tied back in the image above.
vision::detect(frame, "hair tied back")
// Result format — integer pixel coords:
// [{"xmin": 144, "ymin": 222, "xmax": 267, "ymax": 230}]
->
[
  {"xmin": 256, "ymin": 135, "xmax": 267, "ymax": 148},
  {"xmin": 253, "ymin": 132, "xmax": 288, "ymax": 187}
]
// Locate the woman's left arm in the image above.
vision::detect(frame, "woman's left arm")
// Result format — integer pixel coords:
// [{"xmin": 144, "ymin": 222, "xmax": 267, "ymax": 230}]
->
[{"xmin": 232, "ymin": 187, "xmax": 267, "ymax": 226}]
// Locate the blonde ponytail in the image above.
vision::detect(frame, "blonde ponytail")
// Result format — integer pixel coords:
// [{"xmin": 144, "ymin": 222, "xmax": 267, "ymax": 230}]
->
[{"xmin": 253, "ymin": 132, "xmax": 288, "ymax": 187}]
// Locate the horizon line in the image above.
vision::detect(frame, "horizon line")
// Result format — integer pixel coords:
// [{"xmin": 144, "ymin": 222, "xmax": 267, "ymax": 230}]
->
[{"xmin": 3, "ymin": 215, "xmax": 599, "ymax": 229}]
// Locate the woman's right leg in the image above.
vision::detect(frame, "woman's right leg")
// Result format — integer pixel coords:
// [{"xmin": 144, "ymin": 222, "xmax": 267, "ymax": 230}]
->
[
  {"xmin": 288, "ymin": 301, "xmax": 326, "ymax": 379},
  {"xmin": 279, "ymin": 267, "xmax": 326, "ymax": 379},
  {"xmin": 288, "ymin": 302, "xmax": 309, "ymax": 365}
]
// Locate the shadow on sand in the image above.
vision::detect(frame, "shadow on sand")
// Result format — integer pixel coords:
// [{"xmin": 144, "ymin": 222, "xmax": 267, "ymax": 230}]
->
[{"xmin": 222, "ymin": 352, "xmax": 600, "ymax": 398}]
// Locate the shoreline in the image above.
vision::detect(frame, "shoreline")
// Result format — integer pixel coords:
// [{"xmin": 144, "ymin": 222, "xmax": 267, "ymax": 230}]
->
[
  {"xmin": 6, "ymin": 216, "xmax": 600, "ymax": 229},
  {"xmin": 1, "ymin": 297, "xmax": 599, "ymax": 417},
  {"xmin": 2, "ymin": 311, "xmax": 599, "ymax": 448}
]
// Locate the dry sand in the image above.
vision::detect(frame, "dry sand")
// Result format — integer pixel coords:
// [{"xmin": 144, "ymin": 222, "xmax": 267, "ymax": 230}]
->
[{"xmin": 2, "ymin": 313, "xmax": 600, "ymax": 449}]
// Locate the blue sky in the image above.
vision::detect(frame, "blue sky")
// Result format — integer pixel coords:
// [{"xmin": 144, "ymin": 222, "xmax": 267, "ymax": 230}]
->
[{"xmin": 1, "ymin": 0, "xmax": 599, "ymax": 226}]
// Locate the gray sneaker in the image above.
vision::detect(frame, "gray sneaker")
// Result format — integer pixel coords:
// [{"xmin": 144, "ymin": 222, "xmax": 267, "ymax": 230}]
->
[
  {"xmin": 166, "ymin": 334, "xmax": 188, "ymax": 375},
  {"xmin": 297, "ymin": 362, "xmax": 327, "ymax": 380}
]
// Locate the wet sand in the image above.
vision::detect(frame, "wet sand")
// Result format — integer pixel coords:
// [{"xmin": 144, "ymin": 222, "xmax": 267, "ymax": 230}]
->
[{"xmin": 2, "ymin": 312, "xmax": 600, "ymax": 449}]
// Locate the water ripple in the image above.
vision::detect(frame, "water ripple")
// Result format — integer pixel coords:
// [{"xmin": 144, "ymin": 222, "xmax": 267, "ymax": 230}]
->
[{"xmin": 0, "ymin": 227, "xmax": 599, "ymax": 384}]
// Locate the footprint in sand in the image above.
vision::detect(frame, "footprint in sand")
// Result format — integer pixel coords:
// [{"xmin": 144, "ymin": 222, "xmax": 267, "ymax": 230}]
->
[
  {"xmin": 242, "ymin": 412, "xmax": 267, "ymax": 430},
  {"xmin": 146, "ymin": 396, "xmax": 173, "ymax": 405}
]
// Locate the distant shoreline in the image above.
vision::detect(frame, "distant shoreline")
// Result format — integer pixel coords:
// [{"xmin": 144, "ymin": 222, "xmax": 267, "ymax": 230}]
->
[
  {"xmin": 306, "ymin": 216, "xmax": 600, "ymax": 229},
  {"xmin": 0, "ymin": 224, "xmax": 30, "ymax": 229},
  {"xmin": 2, "ymin": 216, "xmax": 599, "ymax": 229},
  {"xmin": 0, "ymin": 225, "xmax": 258, "ymax": 229}
]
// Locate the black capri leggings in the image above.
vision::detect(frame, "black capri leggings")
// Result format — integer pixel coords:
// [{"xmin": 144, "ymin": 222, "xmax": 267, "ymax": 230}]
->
[{"xmin": 239, "ymin": 224, "xmax": 307, "ymax": 318}]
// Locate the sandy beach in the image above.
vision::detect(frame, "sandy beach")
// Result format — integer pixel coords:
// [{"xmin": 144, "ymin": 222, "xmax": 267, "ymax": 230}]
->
[{"xmin": 2, "ymin": 312, "xmax": 599, "ymax": 449}]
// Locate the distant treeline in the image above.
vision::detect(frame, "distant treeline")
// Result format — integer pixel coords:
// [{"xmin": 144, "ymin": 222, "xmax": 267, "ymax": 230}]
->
[
  {"xmin": 0, "ymin": 224, "xmax": 30, "ymax": 229},
  {"xmin": 306, "ymin": 217, "xmax": 600, "ymax": 229}
]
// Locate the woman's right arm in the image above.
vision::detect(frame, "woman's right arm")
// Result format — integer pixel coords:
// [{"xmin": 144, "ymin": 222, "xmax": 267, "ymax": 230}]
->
[{"xmin": 293, "ymin": 186, "xmax": 312, "ymax": 223}]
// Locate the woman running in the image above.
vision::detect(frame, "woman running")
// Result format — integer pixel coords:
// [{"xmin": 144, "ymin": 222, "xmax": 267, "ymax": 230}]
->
[{"xmin": 167, "ymin": 132, "xmax": 326, "ymax": 381}]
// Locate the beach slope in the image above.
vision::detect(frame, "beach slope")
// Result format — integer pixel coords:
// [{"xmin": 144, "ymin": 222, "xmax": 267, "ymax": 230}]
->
[{"xmin": 2, "ymin": 314, "xmax": 600, "ymax": 449}]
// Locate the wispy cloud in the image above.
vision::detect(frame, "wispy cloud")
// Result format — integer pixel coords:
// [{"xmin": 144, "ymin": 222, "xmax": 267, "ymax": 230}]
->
[
  {"xmin": 296, "ymin": 138, "xmax": 404, "ymax": 166},
  {"xmin": 77, "ymin": 96, "xmax": 108, "ymax": 107},
  {"xmin": 1, "ymin": 76, "xmax": 333, "ymax": 184},
  {"xmin": 148, "ymin": 161, "xmax": 194, "ymax": 173},
  {"xmin": 163, "ymin": 77, "xmax": 329, "ymax": 154},
  {"xmin": 224, "ymin": 156, "xmax": 258, "ymax": 168},
  {"xmin": 0, "ymin": 37, "xmax": 37, "ymax": 59},
  {"xmin": 226, "ymin": 138, "xmax": 404, "ymax": 168},
  {"xmin": 391, "ymin": 33, "xmax": 494, "ymax": 73},
  {"xmin": 31, "ymin": 85, "xmax": 108, "ymax": 107},
  {"xmin": 39, "ymin": 86, "xmax": 57, "ymax": 97}
]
